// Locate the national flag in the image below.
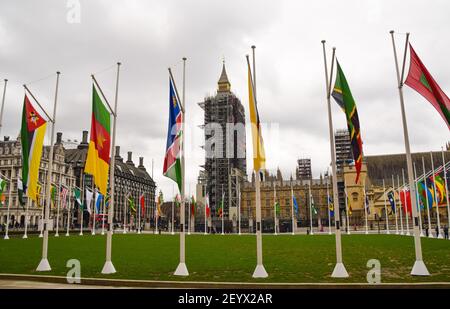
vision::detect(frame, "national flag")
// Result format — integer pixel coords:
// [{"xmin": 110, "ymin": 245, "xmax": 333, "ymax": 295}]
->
[
  {"xmin": 432, "ymin": 174, "xmax": 446, "ymax": 204},
  {"xmin": 310, "ymin": 194, "xmax": 318, "ymax": 215},
  {"xmin": 156, "ymin": 191, "xmax": 163, "ymax": 218},
  {"xmin": 163, "ymin": 75, "xmax": 183, "ymax": 192},
  {"xmin": 247, "ymin": 58, "xmax": 266, "ymax": 172},
  {"xmin": 218, "ymin": 192, "xmax": 224, "ymax": 218},
  {"xmin": 404, "ymin": 44, "xmax": 450, "ymax": 130},
  {"xmin": 36, "ymin": 184, "xmax": 42, "ymax": 207},
  {"xmin": 85, "ymin": 188, "xmax": 93, "ymax": 215},
  {"xmin": 73, "ymin": 188, "xmax": 82, "ymax": 207},
  {"xmin": 128, "ymin": 196, "xmax": 136, "ymax": 213},
  {"xmin": 139, "ymin": 194, "xmax": 145, "ymax": 215},
  {"xmin": 400, "ymin": 189, "xmax": 412, "ymax": 217},
  {"xmin": 50, "ymin": 185, "xmax": 57, "ymax": 207},
  {"xmin": 0, "ymin": 178, "xmax": 6, "ymax": 205},
  {"xmin": 191, "ymin": 195, "xmax": 196, "ymax": 217},
  {"xmin": 94, "ymin": 192, "xmax": 103, "ymax": 214},
  {"xmin": 60, "ymin": 186, "xmax": 68, "ymax": 209},
  {"xmin": 17, "ymin": 179, "xmax": 26, "ymax": 207},
  {"xmin": 387, "ymin": 191, "xmax": 396, "ymax": 213},
  {"xmin": 275, "ymin": 202, "xmax": 280, "ymax": 215},
  {"xmin": 346, "ymin": 193, "xmax": 353, "ymax": 216},
  {"xmin": 21, "ymin": 95, "xmax": 47, "ymax": 201},
  {"xmin": 418, "ymin": 181, "xmax": 434, "ymax": 209},
  {"xmin": 293, "ymin": 196, "xmax": 299, "ymax": 215},
  {"xmin": 205, "ymin": 193, "xmax": 211, "ymax": 218},
  {"xmin": 332, "ymin": 61, "xmax": 363, "ymax": 184},
  {"xmin": 328, "ymin": 195, "xmax": 334, "ymax": 217},
  {"xmin": 84, "ymin": 85, "xmax": 111, "ymax": 195},
  {"xmin": 365, "ymin": 194, "xmax": 370, "ymax": 215}
]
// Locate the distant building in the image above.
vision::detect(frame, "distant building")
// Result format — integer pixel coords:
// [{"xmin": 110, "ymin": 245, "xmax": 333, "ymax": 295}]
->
[
  {"xmin": 198, "ymin": 63, "xmax": 246, "ymax": 224},
  {"xmin": 334, "ymin": 129, "xmax": 352, "ymax": 175},
  {"xmin": 296, "ymin": 158, "xmax": 312, "ymax": 180}
]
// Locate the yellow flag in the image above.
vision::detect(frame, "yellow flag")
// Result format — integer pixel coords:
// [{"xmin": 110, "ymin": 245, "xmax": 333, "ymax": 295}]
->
[{"xmin": 247, "ymin": 61, "xmax": 266, "ymax": 172}]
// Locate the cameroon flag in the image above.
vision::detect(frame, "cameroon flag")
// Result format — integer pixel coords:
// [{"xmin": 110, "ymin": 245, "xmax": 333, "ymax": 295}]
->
[
  {"xmin": 21, "ymin": 95, "xmax": 47, "ymax": 201},
  {"xmin": 84, "ymin": 85, "xmax": 111, "ymax": 195},
  {"xmin": 332, "ymin": 61, "xmax": 363, "ymax": 184}
]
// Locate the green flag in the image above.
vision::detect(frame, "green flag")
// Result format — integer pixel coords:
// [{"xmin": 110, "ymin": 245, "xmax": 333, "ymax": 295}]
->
[
  {"xmin": 275, "ymin": 202, "xmax": 280, "ymax": 215},
  {"xmin": 311, "ymin": 194, "xmax": 318, "ymax": 215},
  {"xmin": 73, "ymin": 188, "xmax": 82, "ymax": 207},
  {"xmin": 0, "ymin": 178, "xmax": 6, "ymax": 207},
  {"xmin": 128, "ymin": 197, "xmax": 136, "ymax": 213}
]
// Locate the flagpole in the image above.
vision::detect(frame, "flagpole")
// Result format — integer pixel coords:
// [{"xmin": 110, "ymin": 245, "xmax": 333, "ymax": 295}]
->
[
  {"xmin": 422, "ymin": 157, "xmax": 432, "ymax": 238},
  {"xmin": 321, "ymin": 41, "xmax": 348, "ymax": 277},
  {"xmin": 101, "ymin": 62, "xmax": 121, "ymax": 274},
  {"xmin": 79, "ymin": 173, "xmax": 84, "ymax": 236},
  {"xmin": 4, "ymin": 165, "xmax": 14, "ymax": 240},
  {"xmin": 188, "ymin": 185, "xmax": 191, "ymax": 235},
  {"xmin": 402, "ymin": 169, "xmax": 411, "ymax": 236},
  {"xmin": 327, "ymin": 172, "xmax": 332, "ymax": 235},
  {"xmin": 290, "ymin": 180, "xmax": 295, "ymax": 235},
  {"xmin": 55, "ymin": 170, "xmax": 62, "ymax": 237},
  {"xmin": 441, "ymin": 147, "xmax": 450, "ymax": 239},
  {"xmin": 308, "ymin": 182, "xmax": 313, "ymax": 235},
  {"xmin": 430, "ymin": 151, "xmax": 443, "ymax": 239},
  {"xmin": 392, "ymin": 175, "xmax": 399, "ymax": 234},
  {"xmin": 344, "ymin": 187, "xmax": 350, "ymax": 235},
  {"xmin": 390, "ymin": 30, "xmax": 429, "ymax": 275},
  {"xmin": 397, "ymin": 174, "xmax": 404, "ymax": 235},
  {"xmin": 204, "ymin": 194, "xmax": 207, "ymax": 235},
  {"xmin": 363, "ymin": 187, "xmax": 369, "ymax": 234},
  {"xmin": 66, "ymin": 181, "xmax": 72, "ymax": 236},
  {"xmin": 138, "ymin": 193, "xmax": 141, "ymax": 234},
  {"xmin": 171, "ymin": 186, "xmax": 175, "ymax": 235},
  {"xmin": 238, "ymin": 181, "xmax": 241, "ymax": 235},
  {"xmin": 273, "ymin": 182, "xmax": 277, "ymax": 235},
  {"xmin": 0, "ymin": 79, "xmax": 8, "ymax": 137},
  {"xmin": 248, "ymin": 47, "xmax": 268, "ymax": 278},
  {"xmin": 23, "ymin": 198, "xmax": 30, "ymax": 239},
  {"xmin": 413, "ymin": 162, "xmax": 424, "ymax": 237},
  {"xmin": 92, "ymin": 184, "xmax": 96, "ymax": 235},
  {"xmin": 36, "ymin": 71, "xmax": 60, "ymax": 272},
  {"xmin": 101, "ymin": 197, "xmax": 105, "ymax": 235},
  {"xmin": 123, "ymin": 192, "xmax": 127, "ymax": 234},
  {"xmin": 221, "ymin": 184, "xmax": 224, "ymax": 235},
  {"xmin": 174, "ymin": 57, "xmax": 189, "ymax": 276},
  {"xmin": 39, "ymin": 174, "xmax": 46, "ymax": 238},
  {"xmin": 383, "ymin": 180, "xmax": 390, "ymax": 234}
]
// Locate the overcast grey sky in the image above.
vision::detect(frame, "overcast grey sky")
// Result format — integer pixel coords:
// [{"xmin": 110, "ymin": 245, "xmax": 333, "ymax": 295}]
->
[{"xmin": 0, "ymin": 0, "xmax": 449, "ymax": 199}]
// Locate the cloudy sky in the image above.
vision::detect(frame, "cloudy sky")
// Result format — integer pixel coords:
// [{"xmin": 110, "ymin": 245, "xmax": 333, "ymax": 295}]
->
[{"xmin": 0, "ymin": 0, "xmax": 449, "ymax": 199}]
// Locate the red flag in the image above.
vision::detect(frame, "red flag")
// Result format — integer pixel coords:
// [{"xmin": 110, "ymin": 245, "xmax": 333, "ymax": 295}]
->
[
  {"xmin": 139, "ymin": 194, "xmax": 145, "ymax": 214},
  {"xmin": 405, "ymin": 44, "xmax": 450, "ymax": 130},
  {"xmin": 399, "ymin": 190, "xmax": 412, "ymax": 218}
]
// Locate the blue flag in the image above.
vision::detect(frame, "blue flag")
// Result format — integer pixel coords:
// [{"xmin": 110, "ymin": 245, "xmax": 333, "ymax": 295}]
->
[
  {"xmin": 365, "ymin": 194, "xmax": 370, "ymax": 214},
  {"xmin": 95, "ymin": 193, "xmax": 103, "ymax": 214},
  {"xmin": 293, "ymin": 196, "xmax": 299, "ymax": 214},
  {"xmin": 328, "ymin": 195, "xmax": 334, "ymax": 217},
  {"xmin": 387, "ymin": 191, "xmax": 396, "ymax": 213}
]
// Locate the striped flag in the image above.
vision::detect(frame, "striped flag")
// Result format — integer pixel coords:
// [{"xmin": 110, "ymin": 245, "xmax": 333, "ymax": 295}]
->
[
  {"xmin": 163, "ymin": 75, "xmax": 183, "ymax": 192},
  {"xmin": 60, "ymin": 186, "xmax": 68, "ymax": 209},
  {"xmin": 21, "ymin": 95, "xmax": 47, "ymax": 200}
]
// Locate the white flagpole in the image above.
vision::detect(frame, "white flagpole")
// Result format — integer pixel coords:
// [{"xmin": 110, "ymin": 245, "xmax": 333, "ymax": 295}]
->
[
  {"xmin": 138, "ymin": 193, "xmax": 141, "ymax": 234},
  {"xmin": 441, "ymin": 147, "xmax": 450, "ymax": 239},
  {"xmin": 344, "ymin": 187, "xmax": 350, "ymax": 235},
  {"xmin": 363, "ymin": 187, "xmax": 369, "ymax": 234},
  {"xmin": 248, "ymin": 47, "xmax": 268, "ymax": 278},
  {"xmin": 430, "ymin": 151, "xmax": 443, "ymax": 238},
  {"xmin": 397, "ymin": 175, "xmax": 404, "ymax": 235},
  {"xmin": 402, "ymin": 169, "xmax": 411, "ymax": 236},
  {"xmin": 23, "ymin": 198, "xmax": 30, "ymax": 239},
  {"xmin": 4, "ymin": 165, "xmax": 14, "ymax": 240},
  {"xmin": 422, "ymin": 157, "xmax": 433, "ymax": 238},
  {"xmin": 66, "ymin": 183, "xmax": 72, "ymax": 236},
  {"xmin": 383, "ymin": 180, "xmax": 390, "ymax": 234},
  {"xmin": 92, "ymin": 187, "xmax": 96, "ymax": 236},
  {"xmin": 0, "ymin": 79, "xmax": 8, "ymax": 137},
  {"xmin": 174, "ymin": 57, "xmax": 189, "ymax": 276},
  {"xmin": 322, "ymin": 41, "xmax": 348, "ymax": 277},
  {"xmin": 39, "ymin": 174, "xmax": 46, "ymax": 238},
  {"xmin": 273, "ymin": 182, "xmax": 277, "ymax": 235},
  {"xmin": 101, "ymin": 196, "xmax": 105, "ymax": 235},
  {"xmin": 123, "ymin": 192, "xmax": 127, "ymax": 234},
  {"xmin": 238, "ymin": 182, "xmax": 241, "ymax": 235},
  {"xmin": 308, "ymin": 181, "xmax": 313, "ymax": 235},
  {"xmin": 221, "ymin": 184, "xmax": 224, "ymax": 235},
  {"xmin": 327, "ymin": 173, "xmax": 332, "ymax": 235},
  {"xmin": 101, "ymin": 62, "xmax": 121, "ymax": 274},
  {"xmin": 171, "ymin": 185, "xmax": 175, "ymax": 235},
  {"xmin": 36, "ymin": 71, "xmax": 60, "ymax": 272},
  {"xmin": 204, "ymin": 194, "xmax": 207, "ymax": 235},
  {"xmin": 290, "ymin": 180, "xmax": 295, "ymax": 235},
  {"xmin": 188, "ymin": 197, "xmax": 191, "ymax": 235},
  {"xmin": 390, "ymin": 30, "xmax": 429, "ymax": 275},
  {"xmin": 413, "ymin": 162, "xmax": 424, "ymax": 237},
  {"xmin": 55, "ymin": 171, "xmax": 62, "ymax": 237},
  {"xmin": 392, "ymin": 175, "xmax": 399, "ymax": 234},
  {"xmin": 79, "ymin": 174, "xmax": 84, "ymax": 236}
]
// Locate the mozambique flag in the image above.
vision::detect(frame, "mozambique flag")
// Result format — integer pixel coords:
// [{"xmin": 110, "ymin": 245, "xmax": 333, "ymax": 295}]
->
[
  {"xmin": 247, "ymin": 58, "xmax": 266, "ymax": 172},
  {"xmin": 21, "ymin": 95, "xmax": 47, "ymax": 201},
  {"xmin": 163, "ymin": 75, "xmax": 183, "ymax": 192},
  {"xmin": 405, "ymin": 44, "xmax": 450, "ymax": 130},
  {"xmin": 84, "ymin": 85, "xmax": 111, "ymax": 195},
  {"xmin": 332, "ymin": 61, "xmax": 363, "ymax": 184}
]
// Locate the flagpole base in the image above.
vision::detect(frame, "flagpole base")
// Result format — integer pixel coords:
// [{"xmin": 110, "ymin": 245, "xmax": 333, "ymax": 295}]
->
[
  {"xmin": 39, "ymin": 233, "xmax": 43, "ymax": 238},
  {"xmin": 386, "ymin": 231, "xmax": 390, "ymax": 235},
  {"xmin": 101, "ymin": 260, "xmax": 116, "ymax": 274},
  {"xmin": 438, "ymin": 234, "xmax": 444, "ymax": 239},
  {"xmin": 365, "ymin": 231, "xmax": 369, "ymax": 235},
  {"xmin": 36, "ymin": 258, "xmax": 51, "ymax": 272},
  {"xmin": 101, "ymin": 232, "xmax": 105, "ymax": 235},
  {"xmin": 55, "ymin": 233, "xmax": 59, "ymax": 237},
  {"xmin": 331, "ymin": 262, "xmax": 349, "ymax": 278},
  {"xmin": 4, "ymin": 235, "xmax": 9, "ymax": 240},
  {"xmin": 79, "ymin": 232, "xmax": 83, "ymax": 236},
  {"xmin": 65, "ymin": 233, "xmax": 69, "ymax": 237},
  {"xmin": 174, "ymin": 262, "xmax": 189, "ymax": 276},
  {"xmin": 420, "ymin": 232, "xmax": 425, "ymax": 237},
  {"xmin": 252, "ymin": 264, "xmax": 268, "ymax": 278},
  {"xmin": 428, "ymin": 234, "xmax": 434, "ymax": 238},
  {"xmin": 411, "ymin": 260, "xmax": 430, "ymax": 276},
  {"xmin": 22, "ymin": 234, "xmax": 28, "ymax": 239}
]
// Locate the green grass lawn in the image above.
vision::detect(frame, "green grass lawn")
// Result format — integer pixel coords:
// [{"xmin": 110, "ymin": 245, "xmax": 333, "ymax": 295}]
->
[{"xmin": 0, "ymin": 233, "xmax": 449, "ymax": 283}]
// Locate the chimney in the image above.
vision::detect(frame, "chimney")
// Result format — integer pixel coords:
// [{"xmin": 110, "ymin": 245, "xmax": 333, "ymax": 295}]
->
[
  {"xmin": 126, "ymin": 151, "xmax": 134, "ymax": 165},
  {"xmin": 115, "ymin": 146, "xmax": 123, "ymax": 161},
  {"xmin": 78, "ymin": 130, "xmax": 89, "ymax": 149},
  {"xmin": 3, "ymin": 136, "xmax": 10, "ymax": 142},
  {"xmin": 56, "ymin": 132, "xmax": 62, "ymax": 144},
  {"xmin": 138, "ymin": 157, "xmax": 146, "ymax": 170}
]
